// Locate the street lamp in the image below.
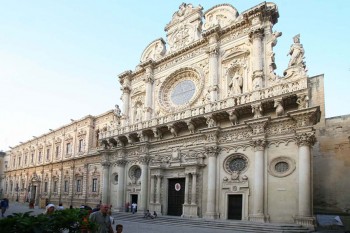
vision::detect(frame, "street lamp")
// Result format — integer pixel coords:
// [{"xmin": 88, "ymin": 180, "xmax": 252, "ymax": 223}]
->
[{"xmin": 15, "ymin": 184, "xmax": 19, "ymax": 202}]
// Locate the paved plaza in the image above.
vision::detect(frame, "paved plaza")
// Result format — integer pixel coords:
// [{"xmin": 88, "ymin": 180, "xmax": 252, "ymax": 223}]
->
[
  {"xmin": 2, "ymin": 202, "xmax": 347, "ymax": 232},
  {"xmin": 1, "ymin": 202, "xmax": 237, "ymax": 233}
]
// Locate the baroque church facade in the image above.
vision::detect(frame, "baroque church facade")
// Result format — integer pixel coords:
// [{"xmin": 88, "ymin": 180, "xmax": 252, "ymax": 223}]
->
[{"xmin": 1, "ymin": 2, "xmax": 348, "ymax": 229}]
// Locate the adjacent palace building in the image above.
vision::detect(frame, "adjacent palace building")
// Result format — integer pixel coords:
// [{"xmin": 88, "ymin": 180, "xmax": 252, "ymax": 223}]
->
[{"xmin": 1, "ymin": 2, "xmax": 349, "ymax": 229}]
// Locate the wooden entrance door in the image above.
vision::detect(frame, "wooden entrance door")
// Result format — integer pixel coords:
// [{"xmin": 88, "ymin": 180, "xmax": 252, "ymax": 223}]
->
[
  {"xmin": 167, "ymin": 178, "xmax": 185, "ymax": 216},
  {"xmin": 228, "ymin": 194, "xmax": 243, "ymax": 220}
]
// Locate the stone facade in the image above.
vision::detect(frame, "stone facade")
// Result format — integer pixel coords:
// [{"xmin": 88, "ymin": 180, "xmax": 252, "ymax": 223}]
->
[{"xmin": 1, "ymin": 2, "xmax": 348, "ymax": 230}]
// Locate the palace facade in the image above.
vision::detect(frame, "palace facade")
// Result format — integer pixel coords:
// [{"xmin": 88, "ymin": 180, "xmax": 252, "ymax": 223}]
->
[{"xmin": 1, "ymin": 2, "xmax": 349, "ymax": 229}]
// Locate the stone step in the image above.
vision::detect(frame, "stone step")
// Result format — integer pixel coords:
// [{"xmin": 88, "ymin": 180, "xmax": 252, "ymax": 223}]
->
[{"xmin": 112, "ymin": 212, "xmax": 312, "ymax": 233}]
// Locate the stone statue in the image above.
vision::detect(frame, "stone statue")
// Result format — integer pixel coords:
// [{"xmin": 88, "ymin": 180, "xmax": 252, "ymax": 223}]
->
[
  {"xmin": 228, "ymin": 109, "xmax": 239, "ymax": 125},
  {"xmin": 187, "ymin": 121, "xmax": 195, "ymax": 134},
  {"xmin": 168, "ymin": 125, "xmax": 177, "ymax": 137},
  {"xmin": 206, "ymin": 117, "xmax": 216, "ymax": 128},
  {"xmin": 274, "ymin": 100, "xmax": 284, "ymax": 116},
  {"xmin": 114, "ymin": 104, "xmax": 121, "ymax": 116},
  {"xmin": 296, "ymin": 94, "xmax": 309, "ymax": 109},
  {"xmin": 287, "ymin": 34, "xmax": 305, "ymax": 67},
  {"xmin": 229, "ymin": 71, "xmax": 243, "ymax": 95},
  {"xmin": 135, "ymin": 103, "xmax": 143, "ymax": 122}
]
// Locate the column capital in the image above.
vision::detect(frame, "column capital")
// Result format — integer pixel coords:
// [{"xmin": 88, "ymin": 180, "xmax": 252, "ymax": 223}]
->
[
  {"xmin": 116, "ymin": 159, "xmax": 127, "ymax": 167},
  {"xmin": 288, "ymin": 106, "xmax": 320, "ymax": 128},
  {"xmin": 252, "ymin": 139, "xmax": 267, "ymax": 151},
  {"xmin": 205, "ymin": 146, "xmax": 221, "ymax": 158},
  {"xmin": 249, "ymin": 28, "xmax": 264, "ymax": 40},
  {"xmin": 139, "ymin": 155, "xmax": 151, "ymax": 165},
  {"xmin": 101, "ymin": 161, "xmax": 111, "ymax": 168},
  {"xmin": 295, "ymin": 132, "xmax": 316, "ymax": 147},
  {"xmin": 245, "ymin": 116, "xmax": 270, "ymax": 135},
  {"xmin": 121, "ymin": 86, "xmax": 131, "ymax": 94},
  {"xmin": 207, "ymin": 45, "xmax": 219, "ymax": 57}
]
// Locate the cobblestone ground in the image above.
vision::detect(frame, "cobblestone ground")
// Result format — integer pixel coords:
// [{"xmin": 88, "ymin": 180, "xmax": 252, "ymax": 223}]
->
[{"xmin": 1, "ymin": 202, "xmax": 238, "ymax": 233}]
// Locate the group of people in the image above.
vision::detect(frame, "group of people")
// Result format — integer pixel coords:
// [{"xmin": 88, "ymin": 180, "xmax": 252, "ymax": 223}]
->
[
  {"xmin": 42, "ymin": 202, "xmax": 123, "ymax": 232},
  {"xmin": 0, "ymin": 198, "xmax": 9, "ymax": 217},
  {"xmin": 143, "ymin": 210, "xmax": 157, "ymax": 219}
]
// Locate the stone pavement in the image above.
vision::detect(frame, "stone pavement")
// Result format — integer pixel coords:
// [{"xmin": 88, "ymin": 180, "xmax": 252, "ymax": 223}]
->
[
  {"xmin": 2, "ymin": 202, "xmax": 345, "ymax": 232},
  {"xmin": 1, "ymin": 202, "xmax": 237, "ymax": 233}
]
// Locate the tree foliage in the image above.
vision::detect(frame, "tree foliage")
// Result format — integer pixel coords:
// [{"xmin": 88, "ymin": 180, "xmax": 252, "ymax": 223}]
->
[{"xmin": 0, "ymin": 209, "xmax": 96, "ymax": 233}]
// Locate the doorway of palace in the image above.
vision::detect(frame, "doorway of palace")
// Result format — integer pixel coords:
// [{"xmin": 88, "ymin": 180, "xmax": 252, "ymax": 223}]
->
[
  {"xmin": 167, "ymin": 178, "xmax": 185, "ymax": 216},
  {"xmin": 131, "ymin": 194, "xmax": 138, "ymax": 212},
  {"xmin": 227, "ymin": 194, "xmax": 243, "ymax": 220}
]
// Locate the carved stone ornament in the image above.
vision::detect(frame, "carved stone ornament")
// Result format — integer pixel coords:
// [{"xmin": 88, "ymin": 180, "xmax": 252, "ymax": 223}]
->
[
  {"xmin": 139, "ymin": 155, "xmax": 151, "ymax": 165},
  {"xmin": 253, "ymin": 139, "xmax": 267, "ymax": 151},
  {"xmin": 251, "ymin": 103, "xmax": 263, "ymax": 119},
  {"xmin": 203, "ymin": 4, "xmax": 238, "ymax": 30},
  {"xmin": 115, "ymin": 159, "xmax": 127, "ymax": 167},
  {"xmin": 166, "ymin": 3, "xmax": 203, "ymax": 53},
  {"xmin": 205, "ymin": 146, "xmax": 220, "ymax": 157},
  {"xmin": 295, "ymin": 132, "xmax": 316, "ymax": 147},
  {"xmin": 140, "ymin": 38, "xmax": 166, "ymax": 62}
]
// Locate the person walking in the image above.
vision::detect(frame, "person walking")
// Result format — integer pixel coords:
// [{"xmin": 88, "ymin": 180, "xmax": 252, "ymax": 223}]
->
[
  {"xmin": 0, "ymin": 198, "xmax": 9, "ymax": 217},
  {"xmin": 131, "ymin": 202, "xmax": 136, "ymax": 214},
  {"xmin": 89, "ymin": 203, "xmax": 114, "ymax": 233}
]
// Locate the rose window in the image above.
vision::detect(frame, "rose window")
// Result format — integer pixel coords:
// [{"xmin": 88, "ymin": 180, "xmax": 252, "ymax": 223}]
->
[
  {"xmin": 224, "ymin": 154, "xmax": 248, "ymax": 174},
  {"xmin": 171, "ymin": 80, "xmax": 196, "ymax": 105}
]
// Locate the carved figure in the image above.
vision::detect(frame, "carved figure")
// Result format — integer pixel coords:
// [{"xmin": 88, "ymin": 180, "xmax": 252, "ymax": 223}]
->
[
  {"xmin": 287, "ymin": 34, "xmax": 305, "ymax": 68},
  {"xmin": 168, "ymin": 125, "xmax": 177, "ymax": 137},
  {"xmin": 134, "ymin": 103, "xmax": 143, "ymax": 122},
  {"xmin": 206, "ymin": 117, "xmax": 216, "ymax": 128},
  {"xmin": 271, "ymin": 31, "xmax": 282, "ymax": 47},
  {"xmin": 274, "ymin": 100, "xmax": 284, "ymax": 116},
  {"xmin": 296, "ymin": 94, "xmax": 309, "ymax": 109},
  {"xmin": 252, "ymin": 104, "xmax": 263, "ymax": 119},
  {"xmin": 153, "ymin": 128, "xmax": 162, "ymax": 140},
  {"xmin": 114, "ymin": 104, "xmax": 121, "ymax": 117},
  {"xmin": 228, "ymin": 109, "xmax": 239, "ymax": 125},
  {"xmin": 187, "ymin": 121, "xmax": 195, "ymax": 134},
  {"xmin": 229, "ymin": 71, "xmax": 243, "ymax": 95}
]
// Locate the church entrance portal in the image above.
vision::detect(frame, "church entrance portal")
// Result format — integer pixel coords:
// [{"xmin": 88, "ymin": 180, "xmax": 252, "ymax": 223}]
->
[
  {"xmin": 167, "ymin": 178, "xmax": 185, "ymax": 216},
  {"xmin": 228, "ymin": 194, "xmax": 243, "ymax": 220}
]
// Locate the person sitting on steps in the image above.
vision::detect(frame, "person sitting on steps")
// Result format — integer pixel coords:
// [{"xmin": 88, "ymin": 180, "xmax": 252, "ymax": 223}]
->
[{"xmin": 143, "ymin": 210, "xmax": 153, "ymax": 219}]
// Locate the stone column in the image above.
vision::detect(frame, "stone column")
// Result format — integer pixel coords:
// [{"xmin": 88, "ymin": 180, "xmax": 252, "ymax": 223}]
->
[
  {"xmin": 101, "ymin": 162, "xmax": 110, "ymax": 204},
  {"xmin": 296, "ymin": 132, "xmax": 316, "ymax": 217},
  {"xmin": 116, "ymin": 159, "xmax": 127, "ymax": 211},
  {"xmin": 139, "ymin": 155, "xmax": 150, "ymax": 212},
  {"xmin": 184, "ymin": 173, "xmax": 190, "ymax": 204},
  {"xmin": 144, "ymin": 65, "xmax": 154, "ymax": 120},
  {"xmin": 156, "ymin": 175, "xmax": 162, "ymax": 204},
  {"xmin": 58, "ymin": 167, "xmax": 63, "ymax": 204},
  {"xmin": 251, "ymin": 139, "xmax": 266, "ymax": 222},
  {"xmin": 83, "ymin": 164, "xmax": 88, "ymax": 204},
  {"xmin": 250, "ymin": 28, "xmax": 264, "ymax": 90},
  {"xmin": 121, "ymin": 87, "xmax": 131, "ymax": 120},
  {"xmin": 205, "ymin": 146, "xmax": 219, "ymax": 219},
  {"xmin": 191, "ymin": 173, "xmax": 197, "ymax": 205},
  {"xmin": 150, "ymin": 175, "xmax": 155, "ymax": 204},
  {"xmin": 69, "ymin": 165, "xmax": 75, "ymax": 205},
  {"xmin": 207, "ymin": 34, "xmax": 219, "ymax": 102}
]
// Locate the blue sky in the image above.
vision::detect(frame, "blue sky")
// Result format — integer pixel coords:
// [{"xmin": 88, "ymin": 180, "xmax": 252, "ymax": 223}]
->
[{"xmin": 1, "ymin": 1, "xmax": 349, "ymax": 151}]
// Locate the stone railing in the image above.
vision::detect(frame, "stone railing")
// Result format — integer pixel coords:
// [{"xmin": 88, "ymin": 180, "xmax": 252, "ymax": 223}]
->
[{"xmin": 100, "ymin": 77, "xmax": 307, "ymax": 139}]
